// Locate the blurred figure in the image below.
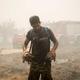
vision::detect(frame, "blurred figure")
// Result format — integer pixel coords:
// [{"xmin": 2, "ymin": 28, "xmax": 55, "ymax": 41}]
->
[{"xmin": 22, "ymin": 15, "xmax": 58, "ymax": 80}]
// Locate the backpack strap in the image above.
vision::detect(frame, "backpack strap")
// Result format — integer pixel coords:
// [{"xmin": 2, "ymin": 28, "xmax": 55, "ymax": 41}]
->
[
  {"xmin": 29, "ymin": 27, "xmax": 50, "ymax": 40},
  {"xmin": 29, "ymin": 29, "xmax": 34, "ymax": 40},
  {"xmin": 44, "ymin": 27, "xmax": 50, "ymax": 40},
  {"xmin": 28, "ymin": 29, "xmax": 33, "ymax": 54}
]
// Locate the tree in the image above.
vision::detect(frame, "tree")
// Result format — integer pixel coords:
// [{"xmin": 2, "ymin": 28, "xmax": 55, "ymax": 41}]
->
[{"xmin": 0, "ymin": 20, "xmax": 18, "ymax": 44}]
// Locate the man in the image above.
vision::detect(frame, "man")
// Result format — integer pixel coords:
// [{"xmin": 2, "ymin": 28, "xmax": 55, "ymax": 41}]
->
[{"xmin": 22, "ymin": 15, "xmax": 58, "ymax": 80}]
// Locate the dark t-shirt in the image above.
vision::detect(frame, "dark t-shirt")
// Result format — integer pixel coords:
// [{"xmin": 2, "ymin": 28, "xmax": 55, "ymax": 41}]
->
[{"xmin": 26, "ymin": 27, "xmax": 55, "ymax": 62}]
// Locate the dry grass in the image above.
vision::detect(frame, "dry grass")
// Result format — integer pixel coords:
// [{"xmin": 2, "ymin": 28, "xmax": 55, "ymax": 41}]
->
[{"xmin": 0, "ymin": 44, "xmax": 80, "ymax": 80}]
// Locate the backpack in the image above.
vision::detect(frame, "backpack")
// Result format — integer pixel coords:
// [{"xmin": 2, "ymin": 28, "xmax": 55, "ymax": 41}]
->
[{"xmin": 29, "ymin": 27, "xmax": 50, "ymax": 40}]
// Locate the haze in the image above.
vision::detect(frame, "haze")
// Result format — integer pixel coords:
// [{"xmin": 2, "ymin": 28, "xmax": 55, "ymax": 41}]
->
[{"xmin": 0, "ymin": 0, "xmax": 80, "ymax": 29}]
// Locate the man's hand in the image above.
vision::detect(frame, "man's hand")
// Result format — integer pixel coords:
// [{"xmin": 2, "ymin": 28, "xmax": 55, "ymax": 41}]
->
[
  {"xmin": 48, "ymin": 51, "xmax": 56, "ymax": 61},
  {"xmin": 23, "ymin": 50, "xmax": 29, "ymax": 57},
  {"xmin": 22, "ymin": 50, "xmax": 34, "ymax": 63},
  {"xmin": 22, "ymin": 50, "xmax": 29, "ymax": 63}
]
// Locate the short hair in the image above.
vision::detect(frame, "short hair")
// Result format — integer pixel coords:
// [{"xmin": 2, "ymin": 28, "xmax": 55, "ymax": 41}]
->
[{"xmin": 29, "ymin": 15, "xmax": 41, "ymax": 25}]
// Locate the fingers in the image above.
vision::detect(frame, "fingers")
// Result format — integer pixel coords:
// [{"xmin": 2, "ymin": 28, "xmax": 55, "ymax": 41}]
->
[
  {"xmin": 23, "ymin": 50, "xmax": 29, "ymax": 54},
  {"xmin": 22, "ymin": 50, "xmax": 29, "ymax": 63},
  {"xmin": 48, "ymin": 51, "xmax": 56, "ymax": 61}
]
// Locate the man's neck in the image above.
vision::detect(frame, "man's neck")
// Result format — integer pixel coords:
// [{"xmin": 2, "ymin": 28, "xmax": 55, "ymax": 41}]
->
[{"xmin": 34, "ymin": 26, "xmax": 42, "ymax": 33}]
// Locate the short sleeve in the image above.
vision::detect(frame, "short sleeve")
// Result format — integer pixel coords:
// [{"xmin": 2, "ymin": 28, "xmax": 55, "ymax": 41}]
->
[
  {"xmin": 48, "ymin": 28, "xmax": 57, "ymax": 42},
  {"xmin": 26, "ymin": 29, "xmax": 33, "ymax": 40}
]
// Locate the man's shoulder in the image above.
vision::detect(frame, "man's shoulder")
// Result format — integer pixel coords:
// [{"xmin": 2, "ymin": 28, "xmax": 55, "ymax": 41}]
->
[
  {"xmin": 27, "ymin": 29, "xmax": 34, "ymax": 35},
  {"xmin": 29, "ymin": 29, "xmax": 33, "ymax": 32},
  {"xmin": 43, "ymin": 27, "xmax": 50, "ymax": 30},
  {"xmin": 43, "ymin": 27, "xmax": 51, "ymax": 33}
]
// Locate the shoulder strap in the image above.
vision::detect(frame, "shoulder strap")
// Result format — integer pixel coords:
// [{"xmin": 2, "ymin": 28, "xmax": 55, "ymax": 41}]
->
[
  {"xmin": 29, "ymin": 27, "xmax": 50, "ymax": 39},
  {"xmin": 44, "ymin": 27, "xmax": 50, "ymax": 39},
  {"xmin": 29, "ymin": 29, "xmax": 34, "ymax": 40},
  {"xmin": 28, "ymin": 29, "xmax": 33, "ymax": 54},
  {"xmin": 29, "ymin": 29, "xmax": 33, "ymax": 54}
]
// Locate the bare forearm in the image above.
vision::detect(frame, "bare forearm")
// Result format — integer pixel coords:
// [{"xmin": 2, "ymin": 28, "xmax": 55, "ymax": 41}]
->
[
  {"xmin": 22, "ymin": 37, "xmax": 30, "ymax": 52},
  {"xmin": 51, "ymin": 41, "xmax": 58, "ymax": 52},
  {"xmin": 22, "ymin": 44, "xmax": 27, "ymax": 51}
]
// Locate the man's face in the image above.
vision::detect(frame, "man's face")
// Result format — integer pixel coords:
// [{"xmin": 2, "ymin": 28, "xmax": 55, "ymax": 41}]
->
[{"xmin": 31, "ymin": 23, "xmax": 41, "ymax": 32}]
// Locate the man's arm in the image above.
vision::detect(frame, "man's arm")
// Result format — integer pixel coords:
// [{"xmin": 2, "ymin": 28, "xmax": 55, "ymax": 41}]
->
[
  {"xmin": 22, "ymin": 37, "xmax": 31, "ymax": 63},
  {"xmin": 47, "ymin": 29, "xmax": 58, "ymax": 61},
  {"xmin": 22, "ymin": 37, "xmax": 30, "ymax": 53},
  {"xmin": 49, "ymin": 29, "xmax": 58, "ymax": 52},
  {"xmin": 50, "ymin": 34, "xmax": 58, "ymax": 52}
]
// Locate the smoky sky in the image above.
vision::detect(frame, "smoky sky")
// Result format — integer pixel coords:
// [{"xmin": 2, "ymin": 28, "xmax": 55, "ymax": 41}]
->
[{"xmin": 0, "ymin": 0, "xmax": 80, "ymax": 29}]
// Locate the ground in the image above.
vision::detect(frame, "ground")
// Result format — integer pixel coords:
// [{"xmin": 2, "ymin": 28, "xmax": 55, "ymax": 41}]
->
[{"xmin": 0, "ymin": 44, "xmax": 80, "ymax": 80}]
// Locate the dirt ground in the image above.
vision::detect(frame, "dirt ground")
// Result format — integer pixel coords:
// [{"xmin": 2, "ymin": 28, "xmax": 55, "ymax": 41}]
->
[{"xmin": 0, "ymin": 44, "xmax": 80, "ymax": 80}]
